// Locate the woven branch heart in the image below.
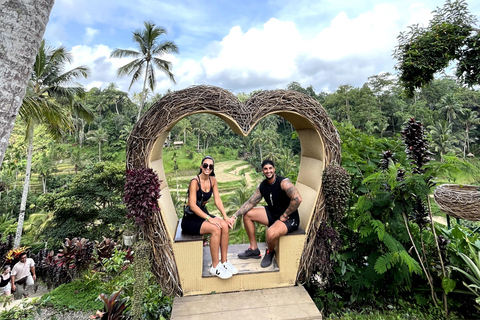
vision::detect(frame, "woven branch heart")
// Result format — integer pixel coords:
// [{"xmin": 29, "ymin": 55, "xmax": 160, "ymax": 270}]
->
[{"xmin": 126, "ymin": 85, "xmax": 341, "ymax": 296}]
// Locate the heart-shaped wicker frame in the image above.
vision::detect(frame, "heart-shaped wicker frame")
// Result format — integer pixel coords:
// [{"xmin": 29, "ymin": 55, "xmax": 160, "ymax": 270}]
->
[{"xmin": 126, "ymin": 85, "xmax": 341, "ymax": 296}]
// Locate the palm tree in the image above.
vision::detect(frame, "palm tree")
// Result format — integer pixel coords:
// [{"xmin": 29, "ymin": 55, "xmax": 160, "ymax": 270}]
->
[
  {"xmin": 428, "ymin": 121, "xmax": 460, "ymax": 161},
  {"xmin": 119, "ymin": 123, "xmax": 134, "ymax": 142},
  {"xmin": 15, "ymin": 40, "xmax": 92, "ymax": 248},
  {"xmin": 459, "ymin": 110, "xmax": 480, "ymax": 157},
  {"xmin": 87, "ymin": 128, "xmax": 108, "ymax": 162},
  {"xmin": 177, "ymin": 118, "xmax": 192, "ymax": 143},
  {"xmin": 0, "ymin": 0, "xmax": 55, "ymax": 169},
  {"xmin": 110, "ymin": 21, "xmax": 179, "ymax": 121},
  {"xmin": 437, "ymin": 94, "xmax": 464, "ymax": 124},
  {"xmin": 32, "ymin": 152, "xmax": 55, "ymax": 194},
  {"xmin": 70, "ymin": 148, "xmax": 87, "ymax": 174}
]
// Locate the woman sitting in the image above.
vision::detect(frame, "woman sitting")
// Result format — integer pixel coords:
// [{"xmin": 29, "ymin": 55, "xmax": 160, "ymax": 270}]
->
[{"xmin": 181, "ymin": 156, "xmax": 237, "ymax": 279}]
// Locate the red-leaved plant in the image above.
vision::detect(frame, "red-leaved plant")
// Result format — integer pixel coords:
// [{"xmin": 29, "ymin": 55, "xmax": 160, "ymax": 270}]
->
[{"xmin": 123, "ymin": 168, "xmax": 161, "ymax": 226}]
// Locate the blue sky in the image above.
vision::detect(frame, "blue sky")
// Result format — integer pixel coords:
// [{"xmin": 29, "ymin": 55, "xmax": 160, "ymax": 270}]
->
[{"xmin": 44, "ymin": 0, "xmax": 480, "ymax": 96}]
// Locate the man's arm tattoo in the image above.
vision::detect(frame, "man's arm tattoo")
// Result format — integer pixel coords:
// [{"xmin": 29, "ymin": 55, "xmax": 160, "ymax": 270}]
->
[
  {"xmin": 282, "ymin": 180, "xmax": 302, "ymax": 216},
  {"xmin": 235, "ymin": 188, "xmax": 262, "ymax": 217}
]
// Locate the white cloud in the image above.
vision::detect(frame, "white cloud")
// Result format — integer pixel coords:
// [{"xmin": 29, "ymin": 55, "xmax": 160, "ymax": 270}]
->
[
  {"xmin": 57, "ymin": 0, "xmax": 480, "ymax": 96},
  {"xmin": 83, "ymin": 27, "xmax": 99, "ymax": 44},
  {"xmin": 309, "ymin": 4, "xmax": 401, "ymax": 61}
]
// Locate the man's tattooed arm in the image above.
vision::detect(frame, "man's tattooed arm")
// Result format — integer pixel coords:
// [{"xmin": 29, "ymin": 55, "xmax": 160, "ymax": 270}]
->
[
  {"xmin": 234, "ymin": 187, "xmax": 263, "ymax": 218},
  {"xmin": 280, "ymin": 179, "xmax": 302, "ymax": 219}
]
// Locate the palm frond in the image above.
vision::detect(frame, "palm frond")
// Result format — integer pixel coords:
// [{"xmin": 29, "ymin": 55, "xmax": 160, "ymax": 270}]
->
[
  {"xmin": 152, "ymin": 57, "xmax": 175, "ymax": 83},
  {"xmin": 110, "ymin": 49, "xmax": 142, "ymax": 59}
]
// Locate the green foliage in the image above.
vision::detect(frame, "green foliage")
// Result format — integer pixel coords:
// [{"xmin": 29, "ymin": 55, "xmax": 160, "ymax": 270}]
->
[
  {"xmin": 40, "ymin": 279, "xmax": 103, "ymax": 312},
  {"xmin": 0, "ymin": 302, "xmax": 35, "ymax": 320},
  {"xmin": 394, "ymin": 0, "xmax": 480, "ymax": 94},
  {"xmin": 40, "ymin": 162, "xmax": 127, "ymax": 247},
  {"xmin": 131, "ymin": 241, "xmax": 149, "ymax": 320}
]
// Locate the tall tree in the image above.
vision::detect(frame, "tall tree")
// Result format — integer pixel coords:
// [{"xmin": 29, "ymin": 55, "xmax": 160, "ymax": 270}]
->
[
  {"xmin": 394, "ymin": 0, "xmax": 480, "ymax": 95},
  {"xmin": 110, "ymin": 21, "xmax": 179, "ymax": 121},
  {"xmin": 14, "ymin": 40, "xmax": 91, "ymax": 248},
  {"xmin": 437, "ymin": 93, "xmax": 464, "ymax": 124},
  {"xmin": 87, "ymin": 127, "xmax": 108, "ymax": 162},
  {"xmin": 428, "ymin": 120, "xmax": 460, "ymax": 161},
  {"xmin": 459, "ymin": 109, "xmax": 480, "ymax": 156},
  {"xmin": 0, "ymin": 0, "xmax": 55, "ymax": 169}
]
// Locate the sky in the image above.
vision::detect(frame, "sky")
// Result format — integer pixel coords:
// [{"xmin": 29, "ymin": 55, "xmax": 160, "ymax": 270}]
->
[{"xmin": 44, "ymin": 0, "xmax": 480, "ymax": 96}]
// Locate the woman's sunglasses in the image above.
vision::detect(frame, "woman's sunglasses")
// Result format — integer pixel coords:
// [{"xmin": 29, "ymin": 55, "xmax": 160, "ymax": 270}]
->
[{"xmin": 202, "ymin": 163, "xmax": 214, "ymax": 170}]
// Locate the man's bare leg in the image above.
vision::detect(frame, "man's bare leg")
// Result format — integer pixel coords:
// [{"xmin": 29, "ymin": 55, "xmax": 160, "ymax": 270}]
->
[
  {"xmin": 243, "ymin": 207, "xmax": 269, "ymax": 249},
  {"xmin": 265, "ymin": 220, "xmax": 288, "ymax": 252}
]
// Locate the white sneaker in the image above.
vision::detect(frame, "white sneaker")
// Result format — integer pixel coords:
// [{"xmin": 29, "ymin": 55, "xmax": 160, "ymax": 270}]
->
[
  {"xmin": 209, "ymin": 262, "xmax": 232, "ymax": 279},
  {"xmin": 223, "ymin": 260, "xmax": 238, "ymax": 275}
]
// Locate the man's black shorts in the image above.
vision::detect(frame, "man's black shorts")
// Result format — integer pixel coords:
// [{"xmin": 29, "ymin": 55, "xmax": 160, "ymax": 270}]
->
[{"xmin": 265, "ymin": 206, "xmax": 299, "ymax": 233}]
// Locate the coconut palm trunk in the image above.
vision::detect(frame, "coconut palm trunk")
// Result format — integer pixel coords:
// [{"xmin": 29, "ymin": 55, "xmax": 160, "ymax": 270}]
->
[
  {"xmin": 137, "ymin": 61, "xmax": 150, "ymax": 121},
  {"xmin": 0, "ymin": 0, "xmax": 55, "ymax": 169},
  {"xmin": 14, "ymin": 125, "xmax": 34, "ymax": 248}
]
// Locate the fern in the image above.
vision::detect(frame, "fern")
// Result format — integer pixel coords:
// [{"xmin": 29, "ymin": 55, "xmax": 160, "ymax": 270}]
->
[
  {"xmin": 374, "ymin": 252, "xmax": 397, "ymax": 274},
  {"xmin": 383, "ymin": 232, "xmax": 404, "ymax": 252},
  {"xmin": 370, "ymin": 219, "xmax": 385, "ymax": 241},
  {"xmin": 353, "ymin": 212, "xmax": 371, "ymax": 231},
  {"xmin": 359, "ymin": 224, "xmax": 374, "ymax": 238},
  {"xmin": 398, "ymin": 251, "xmax": 422, "ymax": 274}
]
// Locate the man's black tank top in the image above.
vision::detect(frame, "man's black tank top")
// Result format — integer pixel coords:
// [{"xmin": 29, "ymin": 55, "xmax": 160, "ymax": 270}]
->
[{"xmin": 259, "ymin": 175, "xmax": 298, "ymax": 219}]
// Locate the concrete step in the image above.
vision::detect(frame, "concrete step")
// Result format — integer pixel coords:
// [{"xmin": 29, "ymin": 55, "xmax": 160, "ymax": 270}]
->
[{"xmin": 171, "ymin": 285, "xmax": 321, "ymax": 320}]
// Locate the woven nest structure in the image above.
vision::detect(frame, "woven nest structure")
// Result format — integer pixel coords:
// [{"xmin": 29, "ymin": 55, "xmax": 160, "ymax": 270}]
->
[
  {"xmin": 433, "ymin": 184, "xmax": 480, "ymax": 221},
  {"xmin": 126, "ymin": 85, "xmax": 341, "ymax": 296}
]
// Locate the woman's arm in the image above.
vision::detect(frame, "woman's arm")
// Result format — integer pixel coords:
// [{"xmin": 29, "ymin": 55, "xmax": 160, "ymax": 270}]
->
[{"xmin": 212, "ymin": 177, "xmax": 228, "ymax": 220}]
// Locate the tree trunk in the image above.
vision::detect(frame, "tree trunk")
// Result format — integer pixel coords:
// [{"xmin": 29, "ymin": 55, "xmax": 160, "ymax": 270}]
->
[
  {"xmin": 0, "ymin": 0, "xmax": 55, "ymax": 170},
  {"xmin": 14, "ymin": 125, "xmax": 34, "ymax": 248},
  {"xmin": 42, "ymin": 175, "xmax": 47, "ymax": 194},
  {"xmin": 98, "ymin": 141, "xmax": 102, "ymax": 162},
  {"xmin": 137, "ymin": 61, "xmax": 150, "ymax": 121}
]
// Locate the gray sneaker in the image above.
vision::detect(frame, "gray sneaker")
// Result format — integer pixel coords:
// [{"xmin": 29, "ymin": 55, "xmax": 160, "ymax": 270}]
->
[
  {"xmin": 261, "ymin": 249, "xmax": 275, "ymax": 268},
  {"xmin": 238, "ymin": 247, "xmax": 261, "ymax": 259}
]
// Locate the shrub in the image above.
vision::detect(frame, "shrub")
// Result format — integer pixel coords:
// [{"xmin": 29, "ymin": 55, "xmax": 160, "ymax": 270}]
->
[{"xmin": 124, "ymin": 168, "xmax": 161, "ymax": 226}]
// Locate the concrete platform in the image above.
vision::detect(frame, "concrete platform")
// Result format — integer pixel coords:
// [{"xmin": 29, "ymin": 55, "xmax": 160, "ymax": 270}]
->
[
  {"xmin": 171, "ymin": 285, "xmax": 322, "ymax": 320},
  {"xmin": 202, "ymin": 242, "xmax": 279, "ymax": 277}
]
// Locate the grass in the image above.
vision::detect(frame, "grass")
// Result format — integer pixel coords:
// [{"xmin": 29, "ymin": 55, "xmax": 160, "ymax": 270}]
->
[
  {"xmin": 326, "ymin": 307, "xmax": 465, "ymax": 320},
  {"xmin": 38, "ymin": 279, "xmax": 103, "ymax": 312}
]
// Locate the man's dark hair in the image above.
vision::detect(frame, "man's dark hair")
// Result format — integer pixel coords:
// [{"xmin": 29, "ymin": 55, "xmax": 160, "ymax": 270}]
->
[
  {"xmin": 261, "ymin": 159, "xmax": 275, "ymax": 168},
  {"xmin": 19, "ymin": 252, "xmax": 27, "ymax": 258}
]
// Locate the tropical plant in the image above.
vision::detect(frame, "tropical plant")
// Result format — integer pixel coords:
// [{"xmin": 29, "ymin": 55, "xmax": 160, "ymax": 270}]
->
[
  {"xmin": 428, "ymin": 120, "xmax": 460, "ymax": 161},
  {"xmin": 459, "ymin": 109, "xmax": 480, "ymax": 157},
  {"xmin": 87, "ymin": 127, "xmax": 109, "ymax": 162},
  {"xmin": 14, "ymin": 39, "xmax": 93, "ymax": 248},
  {"xmin": 451, "ymin": 250, "xmax": 480, "ymax": 307},
  {"xmin": 110, "ymin": 21, "xmax": 179, "ymax": 121},
  {"xmin": 124, "ymin": 167, "xmax": 161, "ymax": 227},
  {"xmin": 55, "ymin": 237, "xmax": 95, "ymax": 279},
  {"xmin": 96, "ymin": 290, "xmax": 131, "ymax": 320},
  {"xmin": 41, "ymin": 162, "xmax": 127, "ymax": 247},
  {"xmin": 32, "ymin": 152, "xmax": 56, "ymax": 193}
]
